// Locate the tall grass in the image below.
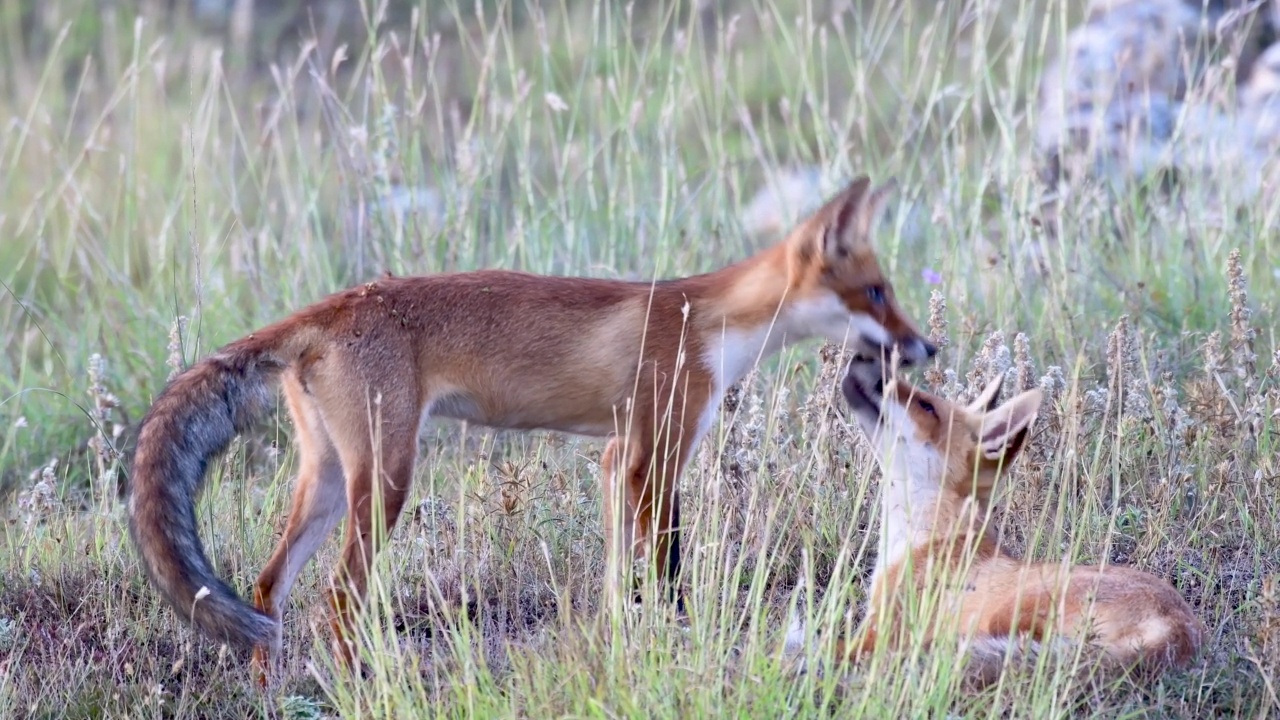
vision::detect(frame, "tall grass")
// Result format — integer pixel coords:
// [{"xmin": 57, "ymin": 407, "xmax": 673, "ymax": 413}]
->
[{"xmin": 1, "ymin": 0, "xmax": 1277, "ymax": 717}]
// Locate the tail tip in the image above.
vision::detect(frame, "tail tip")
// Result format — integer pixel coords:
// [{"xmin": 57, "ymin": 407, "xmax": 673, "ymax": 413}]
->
[
  {"xmin": 784, "ymin": 611, "xmax": 807, "ymax": 655},
  {"xmin": 187, "ymin": 585, "xmax": 280, "ymax": 649}
]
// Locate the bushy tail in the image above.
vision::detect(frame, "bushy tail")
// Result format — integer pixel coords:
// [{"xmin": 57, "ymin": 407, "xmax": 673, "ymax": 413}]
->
[{"xmin": 126, "ymin": 323, "xmax": 312, "ymax": 648}]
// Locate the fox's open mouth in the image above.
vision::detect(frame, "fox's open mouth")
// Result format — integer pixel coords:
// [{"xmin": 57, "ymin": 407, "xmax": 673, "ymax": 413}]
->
[
  {"xmin": 856, "ymin": 340, "xmax": 898, "ymax": 367},
  {"xmin": 841, "ymin": 354, "xmax": 885, "ymax": 418}
]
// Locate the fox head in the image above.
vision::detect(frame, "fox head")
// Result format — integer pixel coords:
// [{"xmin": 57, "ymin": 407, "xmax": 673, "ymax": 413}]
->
[
  {"xmin": 786, "ymin": 176, "xmax": 936, "ymax": 366},
  {"xmin": 840, "ymin": 358, "xmax": 1042, "ymax": 511}
]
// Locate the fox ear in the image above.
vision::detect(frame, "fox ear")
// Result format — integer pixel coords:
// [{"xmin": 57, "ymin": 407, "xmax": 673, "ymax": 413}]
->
[
  {"xmin": 978, "ymin": 389, "xmax": 1042, "ymax": 463},
  {"xmin": 967, "ymin": 372, "xmax": 1005, "ymax": 415},
  {"xmin": 819, "ymin": 176, "xmax": 896, "ymax": 259},
  {"xmin": 854, "ymin": 178, "xmax": 898, "ymax": 242}
]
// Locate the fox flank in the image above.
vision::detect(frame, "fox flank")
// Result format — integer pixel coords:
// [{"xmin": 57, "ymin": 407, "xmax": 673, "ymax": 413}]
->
[
  {"xmin": 125, "ymin": 175, "xmax": 935, "ymax": 681},
  {"xmin": 806, "ymin": 360, "xmax": 1203, "ymax": 683}
]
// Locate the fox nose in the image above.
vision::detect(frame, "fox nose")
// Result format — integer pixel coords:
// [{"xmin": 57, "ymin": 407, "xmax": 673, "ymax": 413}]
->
[{"xmin": 898, "ymin": 337, "xmax": 936, "ymax": 364}]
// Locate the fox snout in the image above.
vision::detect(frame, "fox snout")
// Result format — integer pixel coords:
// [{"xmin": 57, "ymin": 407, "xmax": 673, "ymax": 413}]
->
[
  {"xmin": 840, "ymin": 357, "xmax": 886, "ymax": 420},
  {"xmin": 900, "ymin": 336, "xmax": 938, "ymax": 365},
  {"xmin": 850, "ymin": 332, "xmax": 936, "ymax": 371}
]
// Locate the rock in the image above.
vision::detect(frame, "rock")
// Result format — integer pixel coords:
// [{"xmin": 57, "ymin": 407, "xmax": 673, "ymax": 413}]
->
[
  {"xmin": 1035, "ymin": 0, "xmax": 1202, "ymax": 187},
  {"xmin": 1035, "ymin": 0, "xmax": 1280, "ymax": 211}
]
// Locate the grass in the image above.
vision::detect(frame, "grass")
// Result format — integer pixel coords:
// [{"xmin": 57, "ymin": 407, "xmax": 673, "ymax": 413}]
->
[{"xmin": 1, "ymin": 0, "xmax": 1279, "ymax": 716}]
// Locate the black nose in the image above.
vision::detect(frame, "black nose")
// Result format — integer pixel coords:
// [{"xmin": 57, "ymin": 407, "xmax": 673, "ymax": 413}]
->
[{"xmin": 923, "ymin": 339, "xmax": 939, "ymax": 358}]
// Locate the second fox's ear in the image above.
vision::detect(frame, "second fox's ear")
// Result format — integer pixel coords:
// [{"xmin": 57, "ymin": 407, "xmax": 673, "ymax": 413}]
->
[
  {"xmin": 967, "ymin": 373, "xmax": 1005, "ymax": 415},
  {"xmin": 819, "ymin": 176, "xmax": 897, "ymax": 260},
  {"xmin": 978, "ymin": 389, "xmax": 1043, "ymax": 464}
]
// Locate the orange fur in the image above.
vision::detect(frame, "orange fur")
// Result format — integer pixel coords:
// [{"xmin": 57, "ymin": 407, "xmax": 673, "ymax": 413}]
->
[
  {"xmin": 125, "ymin": 175, "xmax": 935, "ymax": 682},
  {"xmin": 831, "ymin": 364, "xmax": 1203, "ymax": 680}
]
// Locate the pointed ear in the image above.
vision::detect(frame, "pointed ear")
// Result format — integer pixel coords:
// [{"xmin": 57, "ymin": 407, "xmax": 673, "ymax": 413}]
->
[
  {"xmin": 852, "ymin": 178, "xmax": 898, "ymax": 244},
  {"xmin": 818, "ymin": 176, "xmax": 896, "ymax": 260},
  {"xmin": 967, "ymin": 372, "xmax": 1006, "ymax": 415},
  {"xmin": 978, "ymin": 389, "xmax": 1043, "ymax": 463}
]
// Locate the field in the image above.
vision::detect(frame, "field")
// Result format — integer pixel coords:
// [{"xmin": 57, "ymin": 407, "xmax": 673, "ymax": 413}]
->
[{"xmin": 2, "ymin": 0, "xmax": 1279, "ymax": 717}]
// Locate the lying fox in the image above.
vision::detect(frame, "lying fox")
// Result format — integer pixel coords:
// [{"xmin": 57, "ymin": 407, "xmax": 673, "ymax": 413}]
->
[
  {"xmin": 126, "ymin": 175, "xmax": 936, "ymax": 676},
  {"xmin": 796, "ymin": 360, "xmax": 1202, "ymax": 680}
]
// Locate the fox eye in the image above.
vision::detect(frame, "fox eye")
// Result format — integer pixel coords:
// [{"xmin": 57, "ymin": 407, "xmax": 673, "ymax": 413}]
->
[
  {"xmin": 866, "ymin": 285, "xmax": 886, "ymax": 306},
  {"xmin": 918, "ymin": 400, "xmax": 937, "ymax": 417}
]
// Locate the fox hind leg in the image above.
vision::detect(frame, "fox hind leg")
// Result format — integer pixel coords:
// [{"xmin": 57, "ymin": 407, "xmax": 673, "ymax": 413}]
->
[
  {"xmin": 322, "ymin": 389, "xmax": 421, "ymax": 672},
  {"xmin": 251, "ymin": 375, "xmax": 347, "ymax": 686}
]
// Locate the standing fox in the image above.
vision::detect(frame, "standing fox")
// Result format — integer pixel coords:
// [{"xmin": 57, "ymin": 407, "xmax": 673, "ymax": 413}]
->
[
  {"xmin": 126, "ymin": 175, "xmax": 936, "ymax": 676},
  {"xmin": 797, "ymin": 359, "xmax": 1202, "ymax": 680}
]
